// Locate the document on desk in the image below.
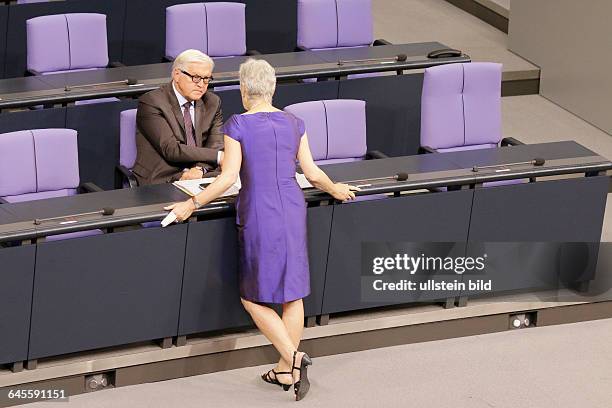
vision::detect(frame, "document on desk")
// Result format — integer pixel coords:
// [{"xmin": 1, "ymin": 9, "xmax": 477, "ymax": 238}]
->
[
  {"xmin": 173, "ymin": 177, "xmax": 241, "ymax": 197},
  {"xmin": 295, "ymin": 173, "xmax": 313, "ymax": 189},
  {"xmin": 173, "ymin": 173, "xmax": 313, "ymax": 197}
]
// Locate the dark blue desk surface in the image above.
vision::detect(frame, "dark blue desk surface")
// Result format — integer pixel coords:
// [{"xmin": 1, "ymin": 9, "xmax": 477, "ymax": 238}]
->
[
  {"xmin": 0, "ymin": 42, "xmax": 468, "ymax": 109},
  {"xmin": 0, "ymin": 184, "xmax": 188, "ymax": 223},
  {"xmin": 439, "ymin": 141, "xmax": 602, "ymax": 168},
  {"xmin": 311, "ymin": 41, "xmax": 451, "ymax": 63}
]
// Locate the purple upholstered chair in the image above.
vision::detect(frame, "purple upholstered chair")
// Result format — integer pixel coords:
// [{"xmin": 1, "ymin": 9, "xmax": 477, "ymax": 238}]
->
[
  {"xmin": 117, "ymin": 109, "xmax": 138, "ymax": 188},
  {"xmin": 26, "ymin": 13, "xmax": 119, "ymax": 105},
  {"xmin": 420, "ymin": 62, "xmax": 524, "ymax": 186},
  {"xmin": 27, "ymin": 13, "xmax": 110, "ymax": 75},
  {"xmin": 284, "ymin": 99, "xmax": 388, "ymax": 201},
  {"xmin": 297, "ymin": 0, "xmax": 390, "ymax": 80},
  {"xmin": 0, "ymin": 129, "xmax": 103, "ymax": 241},
  {"xmin": 116, "ymin": 110, "xmax": 162, "ymax": 228},
  {"xmin": 284, "ymin": 99, "xmax": 368, "ymax": 165},
  {"xmin": 17, "ymin": 0, "xmax": 50, "ymax": 3},
  {"xmin": 165, "ymin": 2, "xmax": 247, "ymax": 61}
]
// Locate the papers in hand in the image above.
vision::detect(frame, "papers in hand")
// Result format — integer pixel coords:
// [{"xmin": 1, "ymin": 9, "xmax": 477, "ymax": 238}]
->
[
  {"xmin": 161, "ymin": 211, "xmax": 177, "ymax": 227},
  {"xmin": 173, "ymin": 177, "xmax": 241, "ymax": 197}
]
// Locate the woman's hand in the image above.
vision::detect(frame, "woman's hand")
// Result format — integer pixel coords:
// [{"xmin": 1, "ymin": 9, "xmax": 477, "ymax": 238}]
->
[
  {"xmin": 163, "ymin": 199, "xmax": 196, "ymax": 222},
  {"xmin": 331, "ymin": 183, "xmax": 360, "ymax": 201}
]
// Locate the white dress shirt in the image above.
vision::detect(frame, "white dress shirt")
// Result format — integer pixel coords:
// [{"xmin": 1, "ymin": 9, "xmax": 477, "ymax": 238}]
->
[{"xmin": 172, "ymin": 81, "xmax": 222, "ymax": 166}]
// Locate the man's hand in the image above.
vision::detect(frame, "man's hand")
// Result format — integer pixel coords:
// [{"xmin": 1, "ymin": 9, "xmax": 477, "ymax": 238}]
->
[{"xmin": 179, "ymin": 167, "xmax": 204, "ymax": 181}]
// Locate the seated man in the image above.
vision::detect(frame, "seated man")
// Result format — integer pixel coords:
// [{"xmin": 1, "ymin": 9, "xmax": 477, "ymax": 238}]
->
[{"xmin": 134, "ymin": 49, "xmax": 224, "ymax": 185}]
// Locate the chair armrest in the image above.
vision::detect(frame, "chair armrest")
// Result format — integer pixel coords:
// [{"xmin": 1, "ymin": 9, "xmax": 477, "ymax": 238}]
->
[
  {"xmin": 78, "ymin": 182, "xmax": 104, "ymax": 193},
  {"xmin": 245, "ymin": 49, "xmax": 262, "ymax": 56},
  {"xmin": 501, "ymin": 137, "xmax": 524, "ymax": 146},
  {"xmin": 108, "ymin": 61, "xmax": 126, "ymax": 68},
  {"xmin": 365, "ymin": 150, "xmax": 389, "ymax": 159},
  {"xmin": 373, "ymin": 38, "xmax": 393, "ymax": 46},
  {"xmin": 116, "ymin": 165, "xmax": 139, "ymax": 189},
  {"xmin": 295, "ymin": 45, "xmax": 309, "ymax": 52},
  {"xmin": 419, "ymin": 145, "xmax": 437, "ymax": 154}
]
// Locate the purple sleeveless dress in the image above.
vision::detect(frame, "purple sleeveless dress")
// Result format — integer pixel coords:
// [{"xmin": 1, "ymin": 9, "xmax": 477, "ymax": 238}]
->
[{"xmin": 222, "ymin": 111, "xmax": 310, "ymax": 303}]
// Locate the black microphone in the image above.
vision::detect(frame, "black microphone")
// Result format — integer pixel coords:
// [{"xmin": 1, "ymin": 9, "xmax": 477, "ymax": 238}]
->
[
  {"xmin": 471, "ymin": 158, "xmax": 546, "ymax": 173},
  {"xmin": 345, "ymin": 172, "xmax": 409, "ymax": 184},
  {"xmin": 64, "ymin": 78, "xmax": 138, "ymax": 92},
  {"xmin": 34, "ymin": 207, "xmax": 115, "ymax": 225},
  {"xmin": 337, "ymin": 54, "xmax": 408, "ymax": 66}
]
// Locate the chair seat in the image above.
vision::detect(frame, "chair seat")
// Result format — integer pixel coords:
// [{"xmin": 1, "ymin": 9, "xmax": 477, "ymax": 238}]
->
[
  {"xmin": 436, "ymin": 143, "xmax": 498, "ymax": 153},
  {"xmin": 40, "ymin": 67, "xmax": 101, "ymax": 75},
  {"xmin": 2, "ymin": 189, "xmax": 77, "ymax": 203},
  {"xmin": 316, "ymin": 157, "xmax": 364, "ymax": 166},
  {"xmin": 74, "ymin": 97, "xmax": 120, "ymax": 106},
  {"xmin": 213, "ymin": 84, "xmax": 240, "ymax": 91},
  {"xmin": 45, "ymin": 229, "xmax": 104, "ymax": 242}
]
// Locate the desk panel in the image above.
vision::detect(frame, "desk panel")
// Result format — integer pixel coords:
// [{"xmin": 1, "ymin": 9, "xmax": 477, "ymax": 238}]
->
[
  {"xmin": 0, "ymin": 244, "xmax": 35, "ymax": 365},
  {"xmin": 464, "ymin": 176, "xmax": 609, "ymax": 296},
  {"xmin": 4, "ymin": 0, "xmax": 126, "ymax": 78},
  {"xmin": 0, "ymin": 106, "xmax": 66, "ymax": 141},
  {"xmin": 0, "ymin": 5, "xmax": 7, "ymax": 79},
  {"xmin": 179, "ymin": 205, "xmax": 332, "ymax": 335},
  {"xmin": 339, "ymin": 74, "xmax": 425, "ymax": 157},
  {"xmin": 28, "ymin": 225, "xmax": 188, "ymax": 360},
  {"xmin": 322, "ymin": 190, "xmax": 474, "ymax": 315},
  {"xmin": 66, "ymin": 99, "xmax": 139, "ymax": 190},
  {"xmin": 216, "ymin": 80, "xmax": 340, "ymax": 121}
]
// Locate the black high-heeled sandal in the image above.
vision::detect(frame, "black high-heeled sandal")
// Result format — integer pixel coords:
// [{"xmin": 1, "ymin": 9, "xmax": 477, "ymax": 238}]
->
[
  {"xmin": 291, "ymin": 351, "xmax": 312, "ymax": 401},
  {"xmin": 261, "ymin": 369, "xmax": 292, "ymax": 391}
]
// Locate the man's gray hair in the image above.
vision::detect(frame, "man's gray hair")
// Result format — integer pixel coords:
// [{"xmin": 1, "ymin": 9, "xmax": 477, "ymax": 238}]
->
[
  {"xmin": 172, "ymin": 49, "xmax": 215, "ymax": 72},
  {"xmin": 239, "ymin": 59, "xmax": 277, "ymax": 103}
]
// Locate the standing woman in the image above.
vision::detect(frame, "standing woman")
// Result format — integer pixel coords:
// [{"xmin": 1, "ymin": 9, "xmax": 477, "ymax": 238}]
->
[{"xmin": 165, "ymin": 59, "xmax": 359, "ymax": 401}]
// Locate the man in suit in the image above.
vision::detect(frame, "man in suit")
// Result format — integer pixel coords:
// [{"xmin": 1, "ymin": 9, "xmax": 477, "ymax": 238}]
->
[{"xmin": 134, "ymin": 49, "xmax": 224, "ymax": 185}]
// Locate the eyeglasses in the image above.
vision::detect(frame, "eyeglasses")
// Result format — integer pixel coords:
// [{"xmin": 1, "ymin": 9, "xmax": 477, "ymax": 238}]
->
[{"xmin": 180, "ymin": 69, "xmax": 214, "ymax": 84}]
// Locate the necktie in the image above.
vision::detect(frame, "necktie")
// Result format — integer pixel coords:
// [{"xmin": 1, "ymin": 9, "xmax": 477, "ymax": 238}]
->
[{"xmin": 182, "ymin": 101, "xmax": 196, "ymax": 147}]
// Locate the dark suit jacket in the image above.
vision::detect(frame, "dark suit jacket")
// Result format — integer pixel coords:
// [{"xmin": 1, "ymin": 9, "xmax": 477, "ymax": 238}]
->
[{"xmin": 133, "ymin": 82, "xmax": 224, "ymax": 185}]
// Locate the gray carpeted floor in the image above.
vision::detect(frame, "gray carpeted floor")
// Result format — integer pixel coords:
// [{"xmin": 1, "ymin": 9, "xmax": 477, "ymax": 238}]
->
[{"xmin": 26, "ymin": 318, "xmax": 612, "ymax": 408}]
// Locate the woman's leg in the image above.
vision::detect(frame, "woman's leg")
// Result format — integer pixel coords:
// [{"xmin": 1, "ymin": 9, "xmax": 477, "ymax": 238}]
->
[
  {"xmin": 240, "ymin": 297, "xmax": 296, "ymax": 371},
  {"xmin": 276, "ymin": 299, "xmax": 305, "ymax": 373}
]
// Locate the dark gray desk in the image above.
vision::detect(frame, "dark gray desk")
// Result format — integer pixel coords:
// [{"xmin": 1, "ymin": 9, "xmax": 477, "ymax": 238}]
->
[
  {"xmin": 0, "ymin": 43, "xmax": 469, "ymax": 109},
  {"xmin": 0, "ymin": 142, "xmax": 610, "ymax": 366}
]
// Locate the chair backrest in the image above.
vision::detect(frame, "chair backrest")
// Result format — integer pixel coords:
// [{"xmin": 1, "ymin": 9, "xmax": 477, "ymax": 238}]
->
[
  {"xmin": 27, "ymin": 13, "xmax": 109, "ymax": 74},
  {"xmin": 297, "ymin": 0, "xmax": 373, "ymax": 50},
  {"xmin": 119, "ymin": 109, "xmax": 138, "ymax": 169},
  {"xmin": 420, "ymin": 62, "xmax": 502, "ymax": 150},
  {"xmin": 165, "ymin": 2, "xmax": 246, "ymax": 60},
  {"xmin": 0, "ymin": 129, "xmax": 80, "ymax": 202},
  {"xmin": 284, "ymin": 99, "xmax": 367, "ymax": 163}
]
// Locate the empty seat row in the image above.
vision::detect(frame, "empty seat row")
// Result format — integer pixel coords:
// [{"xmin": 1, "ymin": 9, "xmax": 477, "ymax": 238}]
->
[{"xmin": 24, "ymin": 0, "xmax": 383, "ymax": 76}]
